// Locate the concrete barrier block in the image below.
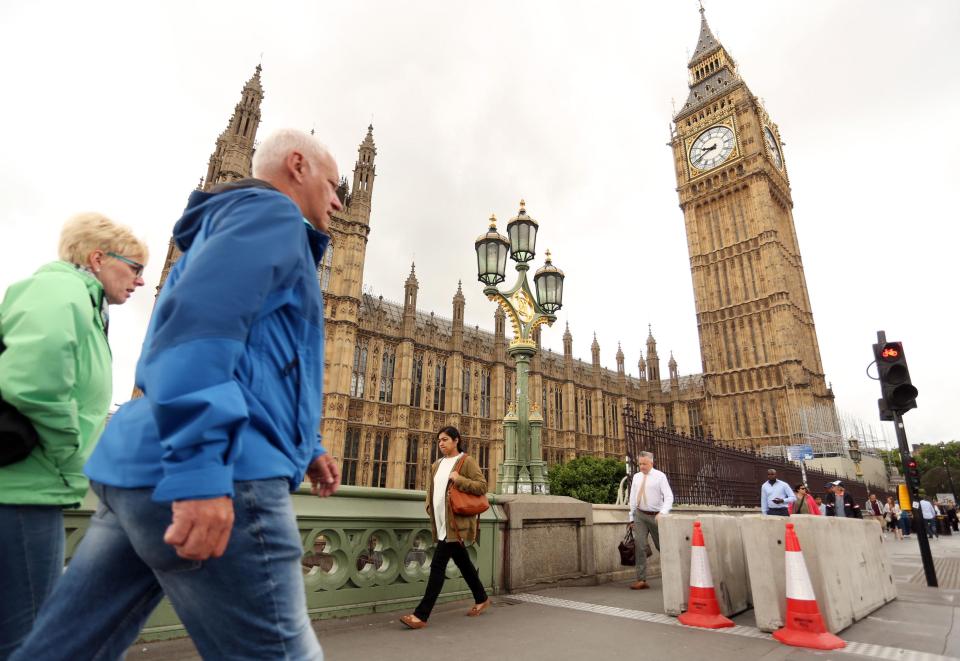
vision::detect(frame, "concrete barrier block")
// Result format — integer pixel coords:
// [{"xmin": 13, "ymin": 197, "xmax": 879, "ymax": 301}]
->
[
  {"xmin": 743, "ymin": 514, "xmax": 897, "ymax": 633},
  {"xmin": 659, "ymin": 514, "xmax": 750, "ymax": 618},
  {"xmin": 740, "ymin": 515, "xmax": 787, "ymax": 631}
]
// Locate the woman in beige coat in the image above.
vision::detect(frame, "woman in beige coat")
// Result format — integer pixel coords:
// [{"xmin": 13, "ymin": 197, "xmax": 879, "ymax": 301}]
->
[{"xmin": 400, "ymin": 426, "xmax": 490, "ymax": 629}]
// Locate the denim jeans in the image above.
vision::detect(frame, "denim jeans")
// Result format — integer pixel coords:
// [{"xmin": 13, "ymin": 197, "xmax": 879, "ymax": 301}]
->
[
  {"xmin": 0, "ymin": 505, "xmax": 65, "ymax": 661},
  {"xmin": 11, "ymin": 479, "xmax": 321, "ymax": 661}
]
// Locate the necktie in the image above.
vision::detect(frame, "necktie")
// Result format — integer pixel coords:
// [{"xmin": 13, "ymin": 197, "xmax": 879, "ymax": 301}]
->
[{"xmin": 638, "ymin": 472, "xmax": 649, "ymax": 509}]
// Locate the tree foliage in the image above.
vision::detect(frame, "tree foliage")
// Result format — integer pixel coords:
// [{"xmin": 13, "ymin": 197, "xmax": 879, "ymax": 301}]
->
[{"xmin": 547, "ymin": 456, "xmax": 626, "ymax": 504}]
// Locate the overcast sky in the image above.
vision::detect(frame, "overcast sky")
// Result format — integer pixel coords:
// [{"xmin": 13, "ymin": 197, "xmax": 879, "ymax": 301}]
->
[{"xmin": 1, "ymin": 1, "xmax": 956, "ymax": 447}]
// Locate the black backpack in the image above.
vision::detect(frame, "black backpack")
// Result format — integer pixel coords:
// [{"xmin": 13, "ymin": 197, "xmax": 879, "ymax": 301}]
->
[{"xmin": 0, "ymin": 338, "xmax": 40, "ymax": 466}]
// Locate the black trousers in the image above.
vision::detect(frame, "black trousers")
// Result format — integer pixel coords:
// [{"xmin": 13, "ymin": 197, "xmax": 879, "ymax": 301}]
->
[
  {"xmin": 414, "ymin": 540, "xmax": 488, "ymax": 621},
  {"xmin": 767, "ymin": 507, "xmax": 789, "ymax": 516}
]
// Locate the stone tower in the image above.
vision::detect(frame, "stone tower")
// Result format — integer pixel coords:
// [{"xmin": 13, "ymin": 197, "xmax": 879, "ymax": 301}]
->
[
  {"xmin": 157, "ymin": 65, "xmax": 264, "ymax": 290},
  {"xmin": 670, "ymin": 7, "xmax": 833, "ymax": 448},
  {"xmin": 320, "ymin": 126, "xmax": 378, "ymax": 460}
]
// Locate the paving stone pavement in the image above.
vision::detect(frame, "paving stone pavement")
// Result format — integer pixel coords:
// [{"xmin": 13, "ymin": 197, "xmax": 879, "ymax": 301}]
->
[{"xmin": 128, "ymin": 527, "xmax": 960, "ymax": 660}]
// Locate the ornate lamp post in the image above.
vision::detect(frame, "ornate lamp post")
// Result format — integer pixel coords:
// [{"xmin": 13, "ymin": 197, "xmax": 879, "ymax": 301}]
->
[
  {"xmin": 848, "ymin": 438, "xmax": 863, "ymax": 479},
  {"xmin": 474, "ymin": 200, "xmax": 564, "ymax": 494}
]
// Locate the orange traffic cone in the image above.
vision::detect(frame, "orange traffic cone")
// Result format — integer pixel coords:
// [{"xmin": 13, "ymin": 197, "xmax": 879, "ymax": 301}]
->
[
  {"xmin": 772, "ymin": 523, "xmax": 845, "ymax": 650},
  {"xmin": 677, "ymin": 521, "xmax": 734, "ymax": 629}
]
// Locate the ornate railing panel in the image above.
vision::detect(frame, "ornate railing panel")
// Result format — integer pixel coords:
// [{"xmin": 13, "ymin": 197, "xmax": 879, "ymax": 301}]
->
[{"xmin": 63, "ymin": 486, "xmax": 503, "ymax": 640}]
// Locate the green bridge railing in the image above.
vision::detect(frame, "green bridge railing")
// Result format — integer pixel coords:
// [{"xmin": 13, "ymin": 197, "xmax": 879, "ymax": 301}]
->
[{"xmin": 62, "ymin": 486, "xmax": 505, "ymax": 641}]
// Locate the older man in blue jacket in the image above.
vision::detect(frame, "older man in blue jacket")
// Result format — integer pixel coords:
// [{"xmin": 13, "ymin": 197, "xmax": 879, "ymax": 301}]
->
[{"xmin": 13, "ymin": 129, "xmax": 343, "ymax": 661}]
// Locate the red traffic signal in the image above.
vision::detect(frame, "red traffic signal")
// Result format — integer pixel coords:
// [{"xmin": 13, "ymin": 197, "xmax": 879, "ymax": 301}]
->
[
  {"xmin": 880, "ymin": 344, "xmax": 900, "ymax": 360},
  {"xmin": 873, "ymin": 338, "xmax": 918, "ymax": 415}
]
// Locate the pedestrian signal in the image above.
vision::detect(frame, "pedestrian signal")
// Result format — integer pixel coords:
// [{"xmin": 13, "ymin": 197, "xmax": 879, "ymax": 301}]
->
[{"xmin": 873, "ymin": 340, "xmax": 918, "ymax": 417}]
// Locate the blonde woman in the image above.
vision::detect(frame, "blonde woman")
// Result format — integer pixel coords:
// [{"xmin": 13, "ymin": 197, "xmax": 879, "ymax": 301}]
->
[
  {"xmin": 0, "ymin": 212, "xmax": 147, "ymax": 657},
  {"xmin": 884, "ymin": 496, "xmax": 903, "ymax": 540}
]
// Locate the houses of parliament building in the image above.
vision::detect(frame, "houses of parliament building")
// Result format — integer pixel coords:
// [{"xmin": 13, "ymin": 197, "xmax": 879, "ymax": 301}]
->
[{"xmin": 154, "ymin": 9, "xmax": 836, "ymax": 491}]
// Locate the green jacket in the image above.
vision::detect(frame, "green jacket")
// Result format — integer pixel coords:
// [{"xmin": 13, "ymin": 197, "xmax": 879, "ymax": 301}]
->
[{"xmin": 0, "ymin": 261, "xmax": 112, "ymax": 506}]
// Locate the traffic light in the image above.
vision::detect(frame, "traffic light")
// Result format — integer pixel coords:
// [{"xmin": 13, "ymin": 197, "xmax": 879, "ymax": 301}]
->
[
  {"xmin": 905, "ymin": 457, "xmax": 921, "ymax": 493},
  {"xmin": 873, "ymin": 340, "xmax": 918, "ymax": 418}
]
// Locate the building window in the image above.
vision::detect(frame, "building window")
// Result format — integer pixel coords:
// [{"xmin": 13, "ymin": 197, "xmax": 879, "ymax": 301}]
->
[
  {"xmin": 372, "ymin": 432, "xmax": 389, "ymax": 488},
  {"xmin": 480, "ymin": 369, "xmax": 490, "ymax": 418},
  {"xmin": 610, "ymin": 401, "xmax": 619, "ymax": 436},
  {"xmin": 585, "ymin": 396, "xmax": 593, "ymax": 434},
  {"xmin": 379, "ymin": 346, "xmax": 396, "ymax": 403},
  {"xmin": 505, "ymin": 371, "xmax": 514, "ymax": 410},
  {"xmin": 404, "ymin": 435, "xmax": 419, "ymax": 490},
  {"xmin": 665, "ymin": 405, "xmax": 674, "ymax": 431},
  {"xmin": 433, "ymin": 358, "xmax": 447, "ymax": 411},
  {"xmin": 350, "ymin": 343, "xmax": 368, "ymax": 398},
  {"xmin": 462, "ymin": 366, "xmax": 472, "ymax": 415},
  {"xmin": 410, "ymin": 353, "xmax": 423, "ymax": 407},
  {"xmin": 476, "ymin": 442, "xmax": 490, "ymax": 482},
  {"xmin": 342, "ymin": 427, "xmax": 361, "ymax": 486},
  {"xmin": 429, "ymin": 435, "xmax": 440, "ymax": 465},
  {"xmin": 554, "ymin": 386, "xmax": 563, "ymax": 430},
  {"xmin": 318, "ymin": 242, "xmax": 334, "ymax": 293}
]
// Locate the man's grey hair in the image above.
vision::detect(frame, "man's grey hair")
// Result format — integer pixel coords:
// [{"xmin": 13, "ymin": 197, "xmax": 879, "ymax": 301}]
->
[
  {"xmin": 639, "ymin": 451, "xmax": 654, "ymax": 462},
  {"xmin": 252, "ymin": 128, "xmax": 331, "ymax": 178}
]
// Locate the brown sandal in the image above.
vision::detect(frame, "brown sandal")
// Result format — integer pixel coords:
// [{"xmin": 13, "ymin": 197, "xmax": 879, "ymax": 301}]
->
[
  {"xmin": 400, "ymin": 614, "xmax": 427, "ymax": 629},
  {"xmin": 467, "ymin": 598, "xmax": 491, "ymax": 616}
]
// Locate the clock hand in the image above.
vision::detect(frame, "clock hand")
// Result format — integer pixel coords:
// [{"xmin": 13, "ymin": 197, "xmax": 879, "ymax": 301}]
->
[{"xmin": 703, "ymin": 144, "xmax": 718, "ymax": 152}]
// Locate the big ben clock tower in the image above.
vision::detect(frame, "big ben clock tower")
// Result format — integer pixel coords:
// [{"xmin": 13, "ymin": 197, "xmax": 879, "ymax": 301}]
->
[{"xmin": 671, "ymin": 7, "xmax": 834, "ymax": 449}]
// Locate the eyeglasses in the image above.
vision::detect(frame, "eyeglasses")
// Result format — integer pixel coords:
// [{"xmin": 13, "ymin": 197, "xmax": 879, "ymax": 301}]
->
[{"xmin": 107, "ymin": 251, "xmax": 145, "ymax": 277}]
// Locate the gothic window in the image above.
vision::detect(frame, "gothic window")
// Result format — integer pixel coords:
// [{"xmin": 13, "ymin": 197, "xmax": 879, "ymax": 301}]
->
[
  {"xmin": 688, "ymin": 405, "xmax": 704, "ymax": 438},
  {"xmin": 461, "ymin": 366, "xmax": 472, "ymax": 415},
  {"xmin": 342, "ymin": 427, "xmax": 361, "ymax": 486},
  {"xmin": 664, "ymin": 405, "xmax": 674, "ymax": 431},
  {"xmin": 610, "ymin": 401, "xmax": 619, "ymax": 436},
  {"xmin": 410, "ymin": 353, "xmax": 423, "ymax": 407},
  {"xmin": 429, "ymin": 435, "xmax": 440, "ymax": 465},
  {"xmin": 554, "ymin": 387, "xmax": 563, "ymax": 430},
  {"xmin": 378, "ymin": 345, "xmax": 396, "ymax": 403},
  {"xmin": 480, "ymin": 369, "xmax": 491, "ymax": 418},
  {"xmin": 404, "ymin": 435, "xmax": 419, "ymax": 490},
  {"xmin": 371, "ymin": 432, "xmax": 389, "ymax": 488},
  {"xmin": 433, "ymin": 358, "xmax": 447, "ymax": 411},
  {"xmin": 350, "ymin": 342, "xmax": 368, "ymax": 398},
  {"xmin": 741, "ymin": 399, "xmax": 752, "ymax": 436},
  {"xmin": 732, "ymin": 404, "xmax": 741, "ymax": 437},
  {"xmin": 574, "ymin": 392, "xmax": 581, "ymax": 432},
  {"xmin": 585, "ymin": 397, "xmax": 593, "ymax": 434},
  {"xmin": 318, "ymin": 242, "xmax": 335, "ymax": 293},
  {"xmin": 476, "ymin": 442, "xmax": 490, "ymax": 482}
]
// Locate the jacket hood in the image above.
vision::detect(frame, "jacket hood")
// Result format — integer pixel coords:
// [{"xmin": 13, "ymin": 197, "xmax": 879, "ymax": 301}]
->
[
  {"xmin": 173, "ymin": 178, "xmax": 329, "ymax": 264},
  {"xmin": 174, "ymin": 178, "xmax": 280, "ymax": 252}
]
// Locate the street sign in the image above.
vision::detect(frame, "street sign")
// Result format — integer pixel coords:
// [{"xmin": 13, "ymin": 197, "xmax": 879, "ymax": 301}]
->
[
  {"xmin": 937, "ymin": 493, "xmax": 956, "ymax": 506},
  {"xmin": 786, "ymin": 444, "xmax": 814, "ymax": 461}
]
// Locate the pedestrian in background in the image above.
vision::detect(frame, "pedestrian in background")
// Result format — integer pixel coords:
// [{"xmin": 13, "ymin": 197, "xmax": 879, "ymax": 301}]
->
[
  {"xmin": 401, "ymin": 426, "xmax": 490, "ymax": 629},
  {"xmin": 760, "ymin": 468, "xmax": 795, "ymax": 516},
  {"xmin": 864, "ymin": 493, "xmax": 884, "ymax": 522},
  {"xmin": 11, "ymin": 129, "xmax": 342, "ymax": 661},
  {"xmin": 815, "ymin": 495, "xmax": 826, "ymax": 515},
  {"xmin": 626, "ymin": 451, "xmax": 674, "ymax": 590},
  {"xmin": 884, "ymin": 496, "xmax": 903, "ymax": 540},
  {"xmin": 789, "ymin": 484, "xmax": 820, "ymax": 515},
  {"xmin": 919, "ymin": 497, "xmax": 938, "ymax": 538},
  {"xmin": 824, "ymin": 483, "xmax": 862, "ymax": 518},
  {"xmin": 0, "ymin": 213, "xmax": 147, "ymax": 659}
]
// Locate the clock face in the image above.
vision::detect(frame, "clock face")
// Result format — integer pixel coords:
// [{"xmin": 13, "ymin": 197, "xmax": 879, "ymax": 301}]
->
[
  {"xmin": 689, "ymin": 126, "xmax": 735, "ymax": 171},
  {"xmin": 764, "ymin": 126, "xmax": 783, "ymax": 169}
]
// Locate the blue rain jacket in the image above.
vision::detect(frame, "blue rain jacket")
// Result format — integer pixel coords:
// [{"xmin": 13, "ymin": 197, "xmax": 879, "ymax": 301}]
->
[{"xmin": 86, "ymin": 180, "xmax": 329, "ymax": 501}]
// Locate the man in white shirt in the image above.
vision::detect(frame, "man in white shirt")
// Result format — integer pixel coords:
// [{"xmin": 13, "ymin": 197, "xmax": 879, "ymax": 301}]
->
[
  {"xmin": 919, "ymin": 498, "xmax": 939, "ymax": 539},
  {"xmin": 627, "ymin": 451, "xmax": 674, "ymax": 590}
]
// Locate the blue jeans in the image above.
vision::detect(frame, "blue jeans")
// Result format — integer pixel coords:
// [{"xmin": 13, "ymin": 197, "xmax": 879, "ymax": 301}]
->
[
  {"xmin": 11, "ymin": 479, "xmax": 321, "ymax": 661},
  {"xmin": 0, "ymin": 505, "xmax": 65, "ymax": 661}
]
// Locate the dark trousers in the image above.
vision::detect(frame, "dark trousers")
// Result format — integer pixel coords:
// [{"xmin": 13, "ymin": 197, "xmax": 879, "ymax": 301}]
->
[
  {"xmin": 767, "ymin": 507, "xmax": 789, "ymax": 517},
  {"xmin": 414, "ymin": 540, "xmax": 487, "ymax": 621}
]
